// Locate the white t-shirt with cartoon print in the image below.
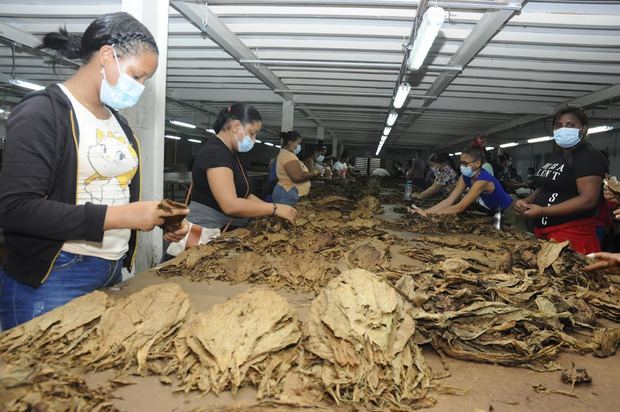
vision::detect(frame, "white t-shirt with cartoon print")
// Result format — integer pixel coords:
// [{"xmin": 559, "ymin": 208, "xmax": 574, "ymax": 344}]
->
[{"xmin": 58, "ymin": 84, "xmax": 138, "ymax": 261}]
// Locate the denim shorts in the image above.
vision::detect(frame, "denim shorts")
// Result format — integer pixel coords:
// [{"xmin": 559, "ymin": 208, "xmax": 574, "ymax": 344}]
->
[
  {"xmin": 0, "ymin": 251, "xmax": 123, "ymax": 330},
  {"xmin": 272, "ymin": 185, "xmax": 300, "ymax": 206}
]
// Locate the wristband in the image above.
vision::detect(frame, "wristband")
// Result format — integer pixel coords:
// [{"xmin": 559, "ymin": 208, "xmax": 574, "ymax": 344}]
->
[{"xmin": 272, "ymin": 202, "xmax": 277, "ymax": 216}]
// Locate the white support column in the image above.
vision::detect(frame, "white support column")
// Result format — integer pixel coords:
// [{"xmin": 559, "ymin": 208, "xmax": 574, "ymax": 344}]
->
[
  {"xmin": 316, "ymin": 126, "xmax": 324, "ymax": 143},
  {"xmin": 332, "ymin": 137, "xmax": 339, "ymax": 158},
  {"xmin": 121, "ymin": 0, "xmax": 169, "ymax": 273},
  {"xmin": 281, "ymin": 100, "xmax": 294, "ymax": 132}
]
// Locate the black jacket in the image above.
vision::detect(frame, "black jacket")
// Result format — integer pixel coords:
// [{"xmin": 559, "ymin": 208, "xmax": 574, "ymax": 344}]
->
[{"xmin": 0, "ymin": 84, "xmax": 140, "ymax": 287}]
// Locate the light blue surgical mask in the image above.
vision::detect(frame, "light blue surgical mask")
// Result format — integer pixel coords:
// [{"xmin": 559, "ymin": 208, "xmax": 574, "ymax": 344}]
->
[
  {"xmin": 553, "ymin": 127, "xmax": 581, "ymax": 149},
  {"xmin": 317, "ymin": 155, "xmax": 325, "ymax": 163},
  {"xmin": 294, "ymin": 144, "xmax": 301, "ymax": 155},
  {"xmin": 460, "ymin": 165, "xmax": 474, "ymax": 177},
  {"xmin": 235, "ymin": 127, "xmax": 255, "ymax": 153},
  {"xmin": 100, "ymin": 46, "xmax": 145, "ymax": 110}
]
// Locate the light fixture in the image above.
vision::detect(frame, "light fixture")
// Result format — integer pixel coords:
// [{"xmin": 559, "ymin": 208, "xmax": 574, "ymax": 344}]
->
[
  {"xmin": 255, "ymin": 139, "xmax": 262, "ymax": 143},
  {"xmin": 486, "ymin": 146, "xmax": 494, "ymax": 151},
  {"xmin": 383, "ymin": 127, "xmax": 392, "ymax": 136},
  {"xmin": 380, "ymin": 135, "xmax": 388, "ymax": 142},
  {"xmin": 393, "ymin": 83, "xmax": 411, "ymax": 109},
  {"xmin": 454, "ymin": 151, "xmax": 462, "ymax": 156},
  {"xmin": 527, "ymin": 136, "xmax": 553, "ymax": 144},
  {"xmin": 264, "ymin": 142, "xmax": 274, "ymax": 147},
  {"xmin": 9, "ymin": 78, "xmax": 44, "ymax": 91},
  {"xmin": 276, "ymin": 145, "xmax": 282, "ymax": 148},
  {"xmin": 587, "ymin": 125, "xmax": 613, "ymax": 135},
  {"xmin": 206, "ymin": 128, "xmax": 216, "ymax": 134},
  {"xmin": 406, "ymin": 6, "xmax": 445, "ymax": 71},
  {"xmin": 188, "ymin": 139, "xmax": 202, "ymax": 144},
  {"xmin": 387, "ymin": 111, "xmax": 398, "ymax": 127},
  {"xmin": 499, "ymin": 142, "xmax": 519, "ymax": 148},
  {"xmin": 449, "ymin": 153, "xmax": 454, "ymax": 156},
  {"xmin": 165, "ymin": 135, "xmax": 181, "ymax": 140},
  {"xmin": 170, "ymin": 120, "xmax": 196, "ymax": 129}
]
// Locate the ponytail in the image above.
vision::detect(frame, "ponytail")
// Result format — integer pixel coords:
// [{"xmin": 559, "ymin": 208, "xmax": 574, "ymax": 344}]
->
[
  {"xmin": 213, "ymin": 103, "xmax": 262, "ymax": 134},
  {"xmin": 280, "ymin": 130, "xmax": 301, "ymax": 145}
]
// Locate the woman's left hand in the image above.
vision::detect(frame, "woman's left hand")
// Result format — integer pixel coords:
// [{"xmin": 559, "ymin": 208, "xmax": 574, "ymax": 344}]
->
[
  {"xmin": 164, "ymin": 219, "xmax": 190, "ymax": 243},
  {"xmin": 522, "ymin": 204, "xmax": 545, "ymax": 218}
]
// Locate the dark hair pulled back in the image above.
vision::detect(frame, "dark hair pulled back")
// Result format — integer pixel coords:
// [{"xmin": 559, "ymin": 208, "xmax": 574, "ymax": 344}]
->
[
  {"xmin": 38, "ymin": 12, "xmax": 158, "ymax": 64},
  {"xmin": 280, "ymin": 130, "xmax": 301, "ymax": 145},
  {"xmin": 213, "ymin": 103, "xmax": 262, "ymax": 134}
]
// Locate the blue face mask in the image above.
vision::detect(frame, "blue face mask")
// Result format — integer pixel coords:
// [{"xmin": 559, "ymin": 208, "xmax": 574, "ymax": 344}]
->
[
  {"xmin": 460, "ymin": 165, "xmax": 474, "ymax": 177},
  {"xmin": 100, "ymin": 47, "xmax": 145, "ymax": 110},
  {"xmin": 317, "ymin": 155, "xmax": 325, "ymax": 163},
  {"xmin": 294, "ymin": 144, "xmax": 301, "ymax": 155},
  {"xmin": 553, "ymin": 127, "xmax": 581, "ymax": 149},
  {"xmin": 235, "ymin": 127, "xmax": 255, "ymax": 153}
]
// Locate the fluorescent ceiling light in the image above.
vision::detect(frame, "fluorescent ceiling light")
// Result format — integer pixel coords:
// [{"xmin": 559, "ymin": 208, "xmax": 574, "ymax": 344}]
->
[
  {"xmin": 486, "ymin": 146, "xmax": 494, "ymax": 151},
  {"xmin": 165, "ymin": 135, "xmax": 181, "ymax": 140},
  {"xmin": 188, "ymin": 139, "xmax": 202, "ymax": 144},
  {"xmin": 380, "ymin": 135, "xmax": 388, "ymax": 142},
  {"xmin": 393, "ymin": 83, "xmax": 411, "ymax": 109},
  {"xmin": 170, "ymin": 120, "xmax": 196, "ymax": 129},
  {"xmin": 264, "ymin": 142, "xmax": 274, "ymax": 147},
  {"xmin": 587, "ymin": 125, "xmax": 613, "ymax": 135},
  {"xmin": 387, "ymin": 111, "xmax": 398, "ymax": 127},
  {"xmin": 500, "ymin": 142, "xmax": 519, "ymax": 148},
  {"xmin": 449, "ymin": 153, "xmax": 454, "ymax": 156},
  {"xmin": 276, "ymin": 145, "xmax": 282, "ymax": 148},
  {"xmin": 406, "ymin": 6, "xmax": 445, "ymax": 71},
  {"xmin": 9, "ymin": 78, "xmax": 44, "ymax": 91},
  {"xmin": 383, "ymin": 127, "xmax": 392, "ymax": 135},
  {"xmin": 527, "ymin": 136, "xmax": 553, "ymax": 144},
  {"xmin": 206, "ymin": 128, "xmax": 216, "ymax": 134},
  {"xmin": 454, "ymin": 151, "xmax": 462, "ymax": 156},
  {"xmin": 255, "ymin": 139, "xmax": 262, "ymax": 143}
]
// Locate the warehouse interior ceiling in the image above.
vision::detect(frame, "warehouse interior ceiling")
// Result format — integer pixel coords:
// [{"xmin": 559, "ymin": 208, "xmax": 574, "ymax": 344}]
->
[{"xmin": 1, "ymin": 0, "xmax": 620, "ymax": 153}]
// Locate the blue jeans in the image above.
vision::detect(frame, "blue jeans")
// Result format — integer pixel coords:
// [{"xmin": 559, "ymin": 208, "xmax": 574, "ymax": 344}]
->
[
  {"xmin": 0, "ymin": 252, "xmax": 123, "ymax": 330},
  {"xmin": 272, "ymin": 185, "xmax": 300, "ymax": 206}
]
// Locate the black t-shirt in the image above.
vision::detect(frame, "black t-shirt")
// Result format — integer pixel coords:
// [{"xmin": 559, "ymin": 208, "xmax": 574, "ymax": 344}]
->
[
  {"xmin": 191, "ymin": 137, "xmax": 250, "ymax": 213},
  {"xmin": 532, "ymin": 143, "xmax": 606, "ymax": 228}
]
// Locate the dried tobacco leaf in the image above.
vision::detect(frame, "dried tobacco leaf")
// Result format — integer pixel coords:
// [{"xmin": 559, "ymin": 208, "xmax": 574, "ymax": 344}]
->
[
  {"xmin": 158, "ymin": 199, "xmax": 188, "ymax": 232},
  {"xmin": 537, "ymin": 240, "xmax": 570, "ymax": 274}
]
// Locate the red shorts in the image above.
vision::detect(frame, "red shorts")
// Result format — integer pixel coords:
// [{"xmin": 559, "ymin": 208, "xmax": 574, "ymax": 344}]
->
[{"xmin": 534, "ymin": 217, "xmax": 600, "ymax": 255}]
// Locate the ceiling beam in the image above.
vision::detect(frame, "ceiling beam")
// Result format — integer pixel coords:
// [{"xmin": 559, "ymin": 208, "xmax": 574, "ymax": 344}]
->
[
  {"xmin": 394, "ymin": 1, "xmax": 524, "ymax": 145},
  {"xmin": 170, "ymin": 1, "xmax": 335, "ymax": 138}
]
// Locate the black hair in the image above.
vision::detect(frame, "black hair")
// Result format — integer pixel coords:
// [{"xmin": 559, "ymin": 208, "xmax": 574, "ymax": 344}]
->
[
  {"xmin": 213, "ymin": 103, "xmax": 262, "ymax": 134},
  {"xmin": 38, "ymin": 12, "xmax": 158, "ymax": 64},
  {"xmin": 280, "ymin": 130, "xmax": 301, "ymax": 145},
  {"xmin": 552, "ymin": 106, "xmax": 589, "ymax": 130},
  {"xmin": 428, "ymin": 152, "xmax": 451, "ymax": 165},
  {"xmin": 462, "ymin": 146, "xmax": 483, "ymax": 162}
]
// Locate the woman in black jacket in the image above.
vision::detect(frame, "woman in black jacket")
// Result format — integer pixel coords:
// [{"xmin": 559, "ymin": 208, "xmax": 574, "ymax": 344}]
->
[{"xmin": 0, "ymin": 13, "xmax": 188, "ymax": 329}]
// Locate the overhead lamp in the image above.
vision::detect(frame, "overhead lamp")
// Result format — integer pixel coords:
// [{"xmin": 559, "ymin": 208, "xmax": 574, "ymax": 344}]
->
[
  {"xmin": 255, "ymin": 139, "xmax": 262, "ymax": 143},
  {"xmin": 449, "ymin": 153, "xmax": 454, "ymax": 156},
  {"xmin": 587, "ymin": 125, "xmax": 613, "ymax": 135},
  {"xmin": 170, "ymin": 120, "xmax": 196, "ymax": 129},
  {"xmin": 499, "ymin": 142, "xmax": 519, "ymax": 148},
  {"xmin": 454, "ymin": 151, "xmax": 462, "ymax": 156},
  {"xmin": 383, "ymin": 127, "xmax": 392, "ymax": 136},
  {"xmin": 486, "ymin": 146, "xmax": 494, "ymax": 151},
  {"xmin": 165, "ymin": 135, "xmax": 181, "ymax": 140},
  {"xmin": 380, "ymin": 135, "xmax": 388, "ymax": 142},
  {"xmin": 206, "ymin": 128, "xmax": 216, "ymax": 134},
  {"xmin": 393, "ymin": 83, "xmax": 411, "ymax": 109},
  {"xmin": 276, "ymin": 145, "xmax": 282, "ymax": 148},
  {"xmin": 9, "ymin": 78, "xmax": 44, "ymax": 91},
  {"xmin": 527, "ymin": 136, "xmax": 553, "ymax": 144},
  {"xmin": 188, "ymin": 139, "xmax": 202, "ymax": 144},
  {"xmin": 387, "ymin": 111, "xmax": 398, "ymax": 127},
  {"xmin": 264, "ymin": 142, "xmax": 274, "ymax": 147},
  {"xmin": 406, "ymin": 6, "xmax": 446, "ymax": 71}
]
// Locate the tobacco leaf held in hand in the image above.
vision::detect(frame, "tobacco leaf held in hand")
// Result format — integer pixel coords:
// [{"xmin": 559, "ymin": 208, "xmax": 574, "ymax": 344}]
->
[{"xmin": 158, "ymin": 199, "xmax": 188, "ymax": 232}]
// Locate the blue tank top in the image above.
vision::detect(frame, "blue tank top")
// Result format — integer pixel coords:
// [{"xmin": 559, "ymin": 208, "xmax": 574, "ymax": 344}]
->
[{"xmin": 462, "ymin": 168, "xmax": 512, "ymax": 211}]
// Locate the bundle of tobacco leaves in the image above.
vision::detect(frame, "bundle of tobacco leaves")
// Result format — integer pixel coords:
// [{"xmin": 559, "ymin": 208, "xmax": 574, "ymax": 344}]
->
[{"xmin": 0, "ymin": 355, "xmax": 119, "ymax": 412}]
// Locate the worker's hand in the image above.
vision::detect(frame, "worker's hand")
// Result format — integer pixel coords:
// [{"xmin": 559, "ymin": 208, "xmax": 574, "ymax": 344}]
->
[
  {"xmin": 522, "ymin": 203, "xmax": 545, "ymax": 218},
  {"xmin": 584, "ymin": 252, "xmax": 620, "ymax": 272},
  {"xmin": 105, "ymin": 201, "xmax": 190, "ymax": 232},
  {"xmin": 275, "ymin": 204, "xmax": 297, "ymax": 223},
  {"xmin": 164, "ymin": 219, "xmax": 189, "ymax": 243},
  {"xmin": 604, "ymin": 186, "xmax": 620, "ymax": 203},
  {"xmin": 613, "ymin": 208, "xmax": 620, "ymax": 220},
  {"xmin": 514, "ymin": 198, "xmax": 529, "ymax": 214}
]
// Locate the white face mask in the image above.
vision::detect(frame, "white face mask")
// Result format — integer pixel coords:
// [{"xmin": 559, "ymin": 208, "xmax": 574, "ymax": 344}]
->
[
  {"xmin": 294, "ymin": 144, "xmax": 301, "ymax": 155},
  {"xmin": 317, "ymin": 155, "xmax": 325, "ymax": 163},
  {"xmin": 100, "ymin": 46, "xmax": 145, "ymax": 110}
]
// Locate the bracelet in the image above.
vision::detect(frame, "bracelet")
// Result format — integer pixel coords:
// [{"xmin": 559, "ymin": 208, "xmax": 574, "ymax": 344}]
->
[{"xmin": 272, "ymin": 202, "xmax": 277, "ymax": 216}]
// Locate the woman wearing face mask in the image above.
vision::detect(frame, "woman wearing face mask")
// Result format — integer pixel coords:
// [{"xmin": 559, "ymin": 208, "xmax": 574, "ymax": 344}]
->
[
  {"xmin": 0, "ymin": 13, "xmax": 190, "ymax": 329},
  {"xmin": 189, "ymin": 104, "xmax": 297, "ymax": 229},
  {"xmin": 304, "ymin": 147, "xmax": 326, "ymax": 177},
  {"xmin": 272, "ymin": 131, "xmax": 318, "ymax": 206},
  {"xmin": 514, "ymin": 107, "xmax": 606, "ymax": 254},
  {"xmin": 413, "ymin": 152, "xmax": 458, "ymax": 200},
  {"xmin": 421, "ymin": 147, "xmax": 525, "ymax": 230}
]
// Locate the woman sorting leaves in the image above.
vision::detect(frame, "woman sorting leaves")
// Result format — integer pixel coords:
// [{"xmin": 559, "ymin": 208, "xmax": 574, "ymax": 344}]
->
[
  {"xmin": 272, "ymin": 130, "xmax": 318, "ymax": 206},
  {"xmin": 515, "ymin": 107, "xmax": 606, "ymax": 254},
  {"xmin": 0, "ymin": 13, "xmax": 189, "ymax": 329},
  {"xmin": 189, "ymin": 104, "xmax": 297, "ymax": 230},
  {"xmin": 413, "ymin": 152, "xmax": 458, "ymax": 200},
  {"xmin": 419, "ymin": 147, "xmax": 525, "ymax": 230}
]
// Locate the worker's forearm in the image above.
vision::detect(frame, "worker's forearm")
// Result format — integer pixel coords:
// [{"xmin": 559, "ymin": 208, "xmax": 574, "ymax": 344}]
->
[
  {"xmin": 541, "ymin": 195, "xmax": 599, "ymax": 217},
  {"xmin": 221, "ymin": 198, "xmax": 274, "ymax": 218}
]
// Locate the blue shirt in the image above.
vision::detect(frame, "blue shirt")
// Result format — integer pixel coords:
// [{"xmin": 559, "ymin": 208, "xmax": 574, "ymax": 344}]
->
[{"xmin": 462, "ymin": 168, "xmax": 512, "ymax": 211}]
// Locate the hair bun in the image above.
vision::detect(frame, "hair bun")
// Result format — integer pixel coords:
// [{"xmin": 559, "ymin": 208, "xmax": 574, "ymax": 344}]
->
[{"xmin": 39, "ymin": 26, "xmax": 83, "ymax": 60}]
